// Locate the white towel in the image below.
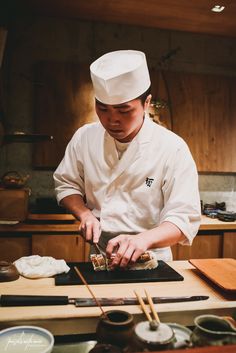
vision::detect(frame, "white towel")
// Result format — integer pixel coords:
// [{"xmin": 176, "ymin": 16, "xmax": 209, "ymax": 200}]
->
[{"xmin": 14, "ymin": 255, "xmax": 70, "ymax": 278}]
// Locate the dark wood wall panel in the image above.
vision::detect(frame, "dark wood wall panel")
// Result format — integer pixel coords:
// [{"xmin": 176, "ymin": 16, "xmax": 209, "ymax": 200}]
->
[
  {"xmin": 33, "ymin": 64, "xmax": 236, "ymax": 172},
  {"xmin": 33, "ymin": 62, "xmax": 97, "ymax": 169},
  {"xmin": 165, "ymin": 71, "xmax": 236, "ymax": 172}
]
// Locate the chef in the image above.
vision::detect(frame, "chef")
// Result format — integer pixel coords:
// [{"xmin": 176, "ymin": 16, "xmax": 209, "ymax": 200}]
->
[{"xmin": 54, "ymin": 50, "xmax": 201, "ymax": 268}]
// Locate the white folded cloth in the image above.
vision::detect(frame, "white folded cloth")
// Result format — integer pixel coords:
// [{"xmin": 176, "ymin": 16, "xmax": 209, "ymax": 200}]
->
[{"xmin": 14, "ymin": 255, "xmax": 70, "ymax": 278}]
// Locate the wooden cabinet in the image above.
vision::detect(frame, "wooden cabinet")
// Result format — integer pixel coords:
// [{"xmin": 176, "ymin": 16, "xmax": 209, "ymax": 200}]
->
[
  {"xmin": 222, "ymin": 232, "xmax": 236, "ymax": 258},
  {"xmin": 0, "ymin": 236, "xmax": 31, "ymax": 262},
  {"xmin": 0, "ymin": 215, "xmax": 89, "ymax": 262},
  {"xmin": 32, "ymin": 234, "xmax": 87, "ymax": 262},
  {"xmin": 172, "ymin": 234, "xmax": 223, "ymax": 260},
  {"xmin": 1, "ymin": 232, "xmax": 233, "ymax": 263},
  {"xmin": 0, "ymin": 234, "xmax": 90, "ymax": 263},
  {"xmin": 172, "ymin": 231, "xmax": 236, "ymax": 260},
  {"xmin": 0, "ymin": 216, "xmax": 235, "ymax": 262},
  {"xmin": 164, "ymin": 71, "xmax": 236, "ymax": 172}
]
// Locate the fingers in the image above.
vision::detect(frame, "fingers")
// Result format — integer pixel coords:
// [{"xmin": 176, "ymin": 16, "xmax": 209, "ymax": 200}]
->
[
  {"xmin": 92, "ymin": 221, "xmax": 101, "ymax": 243},
  {"xmin": 106, "ymin": 237, "xmax": 121, "ymax": 258},
  {"xmin": 109, "ymin": 240, "xmax": 131, "ymax": 268},
  {"xmin": 79, "ymin": 217, "xmax": 101, "ymax": 244},
  {"xmin": 119, "ymin": 246, "xmax": 135, "ymax": 268},
  {"xmin": 84, "ymin": 221, "xmax": 93, "ymax": 242},
  {"xmin": 106, "ymin": 234, "xmax": 147, "ymax": 269}
]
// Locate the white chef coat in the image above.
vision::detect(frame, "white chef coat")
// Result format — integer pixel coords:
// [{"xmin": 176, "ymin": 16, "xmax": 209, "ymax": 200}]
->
[{"xmin": 54, "ymin": 115, "xmax": 201, "ymax": 261}]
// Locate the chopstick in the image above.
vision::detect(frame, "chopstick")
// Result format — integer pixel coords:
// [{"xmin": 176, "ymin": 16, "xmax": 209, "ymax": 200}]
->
[
  {"xmin": 134, "ymin": 289, "xmax": 160, "ymax": 324},
  {"xmin": 134, "ymin": 290, "xmax": 152, "ymax": 322},
  {"xmin": 74, "ymin": 266, "xmax": 108, "ymax": 319},
  {"xmin": 145, "ymin": 290, "xmax": 160, "ymax": 323}
]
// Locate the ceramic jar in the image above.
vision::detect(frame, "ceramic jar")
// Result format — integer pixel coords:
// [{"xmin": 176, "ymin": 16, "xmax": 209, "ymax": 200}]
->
[
  {"xmin": 191, "ymin": 314, "xmax": 236, "ymax": 347},
  {"xmin": 96, "ymin": 310, "xmax": 134, "ymax": 350},
  {"xmin": 0, "ymin": 261, "xmax": 19, "ymax": 282}
]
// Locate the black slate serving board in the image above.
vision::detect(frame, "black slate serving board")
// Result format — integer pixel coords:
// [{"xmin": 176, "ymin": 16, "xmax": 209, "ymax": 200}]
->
[{"xmin": 55, "ymin": 261, "xmax": 184, "ymax": 285}]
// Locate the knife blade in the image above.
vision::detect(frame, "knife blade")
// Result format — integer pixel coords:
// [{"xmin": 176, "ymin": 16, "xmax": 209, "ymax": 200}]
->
[
  {"xmin": 75, "ymin": 295, "xmax": 209, "ymax": 306},
  {"xmin": 93, "ymin": 243, "xmax": 104, "ymax": 256},
  {"xmin": 0, "ymin": 295, "xmax": 209, "ymax": 307}
]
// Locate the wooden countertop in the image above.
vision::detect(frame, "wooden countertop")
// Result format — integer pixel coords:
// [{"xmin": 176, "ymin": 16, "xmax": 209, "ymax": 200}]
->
[
  {"xmin": 0, "ymin": 215, "xmax": 235, "ymax": 233},
  {"xmin": 199, "ymin": 216, "xmax": 236, "ymax": 231},
  {"xmin": 0, "ymin": 261, "xmax": 235, "ymax": 335},
  {"xmin": 0, "ymin": 214, "xmax": 81, "ymax": 233}
]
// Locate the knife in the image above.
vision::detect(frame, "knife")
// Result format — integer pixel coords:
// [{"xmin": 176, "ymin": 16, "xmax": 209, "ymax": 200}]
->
[
  {"xmin": 93, "ymin": 243, "xmax": 104, "ymax": 257},
  {"xmin": 0, "ymin": 295, "xmax": 209, "ymax": 307}
]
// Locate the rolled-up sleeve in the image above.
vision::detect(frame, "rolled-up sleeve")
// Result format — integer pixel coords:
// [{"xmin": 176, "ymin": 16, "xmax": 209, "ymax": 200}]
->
[
  {"xmin": 160, "ymin": 141, "xmax": 201, "ymax": 245},
  {"xmin": 53, "ymin": 130, "xmax": 85, "ymax": 204}
]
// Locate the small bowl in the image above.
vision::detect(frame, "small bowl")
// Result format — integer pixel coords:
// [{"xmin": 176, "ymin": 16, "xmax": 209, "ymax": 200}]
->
[
  {"xmin": 0, "ymin": 326, "xmax": 54, "ymax": 353},
  {"xmin": 0, "ymin": 261, "xmax": 19, "ymax": 282}
]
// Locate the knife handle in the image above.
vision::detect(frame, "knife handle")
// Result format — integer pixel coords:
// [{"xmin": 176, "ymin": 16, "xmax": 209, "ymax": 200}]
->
[{"xmin": 0, "ymin": 295, "xmax": 69, "ymax": 306}]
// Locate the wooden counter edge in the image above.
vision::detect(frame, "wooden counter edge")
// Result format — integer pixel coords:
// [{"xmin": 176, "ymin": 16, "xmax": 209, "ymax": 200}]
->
[
  {"xmin": 26, "ymin": 214, "xmax": 236, "ymax": 227},
  {"xmin": 26, "ymin": 214, "xmax": 236, "ymax": 230},
  {"xmin": 0, "ymin": 214, "xmax": 235, "ymax": 232},
  {"xmin": 27, "ymin": 214, "xmax": 76, "ymax": 221}
]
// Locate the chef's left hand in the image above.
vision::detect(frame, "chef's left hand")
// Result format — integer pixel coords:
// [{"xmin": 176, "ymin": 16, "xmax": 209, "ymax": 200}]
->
[{"xmin": 106, "ymin": 233, "xmax": 149, "ymax": 269}]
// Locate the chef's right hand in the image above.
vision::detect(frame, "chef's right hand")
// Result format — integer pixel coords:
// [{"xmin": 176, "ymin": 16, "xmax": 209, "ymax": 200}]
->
[{"xmin": 79, "ymin": 211, "xmax": 101, "ymax": 244}]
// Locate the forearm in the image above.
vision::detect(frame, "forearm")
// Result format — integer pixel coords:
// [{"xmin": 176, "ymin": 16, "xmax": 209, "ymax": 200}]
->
[
  {"xmin": 106, "ymin": 221, "xmax": 185, "ymax": 267},
  {"xmin": 60, "ymin": 194, "xmax": 92, "ymax": 220},
  {"xmin": 142, "ymin": 221, "xmax": 185, "ymax": 249},
  {"xmin": 60, "ymin": 194, "xmax": 101, "ymax": 243}
]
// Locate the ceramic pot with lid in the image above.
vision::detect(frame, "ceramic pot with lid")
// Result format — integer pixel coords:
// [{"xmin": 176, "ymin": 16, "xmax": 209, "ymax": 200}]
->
[{"xmin": 129, "ymin": 320, "xmax": 175, "ymax": 351}]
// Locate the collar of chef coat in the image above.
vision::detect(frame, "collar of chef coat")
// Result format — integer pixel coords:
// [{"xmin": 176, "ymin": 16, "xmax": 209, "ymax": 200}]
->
[{"xmin": 104, "ymin": 113, "xmax": 153, "ymax": 183}]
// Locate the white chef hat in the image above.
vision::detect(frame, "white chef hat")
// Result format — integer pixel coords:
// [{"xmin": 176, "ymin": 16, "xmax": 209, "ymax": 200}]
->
[{"xmin": 90, "ymin": 50, "xmax": 151, "ymax": 105}]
